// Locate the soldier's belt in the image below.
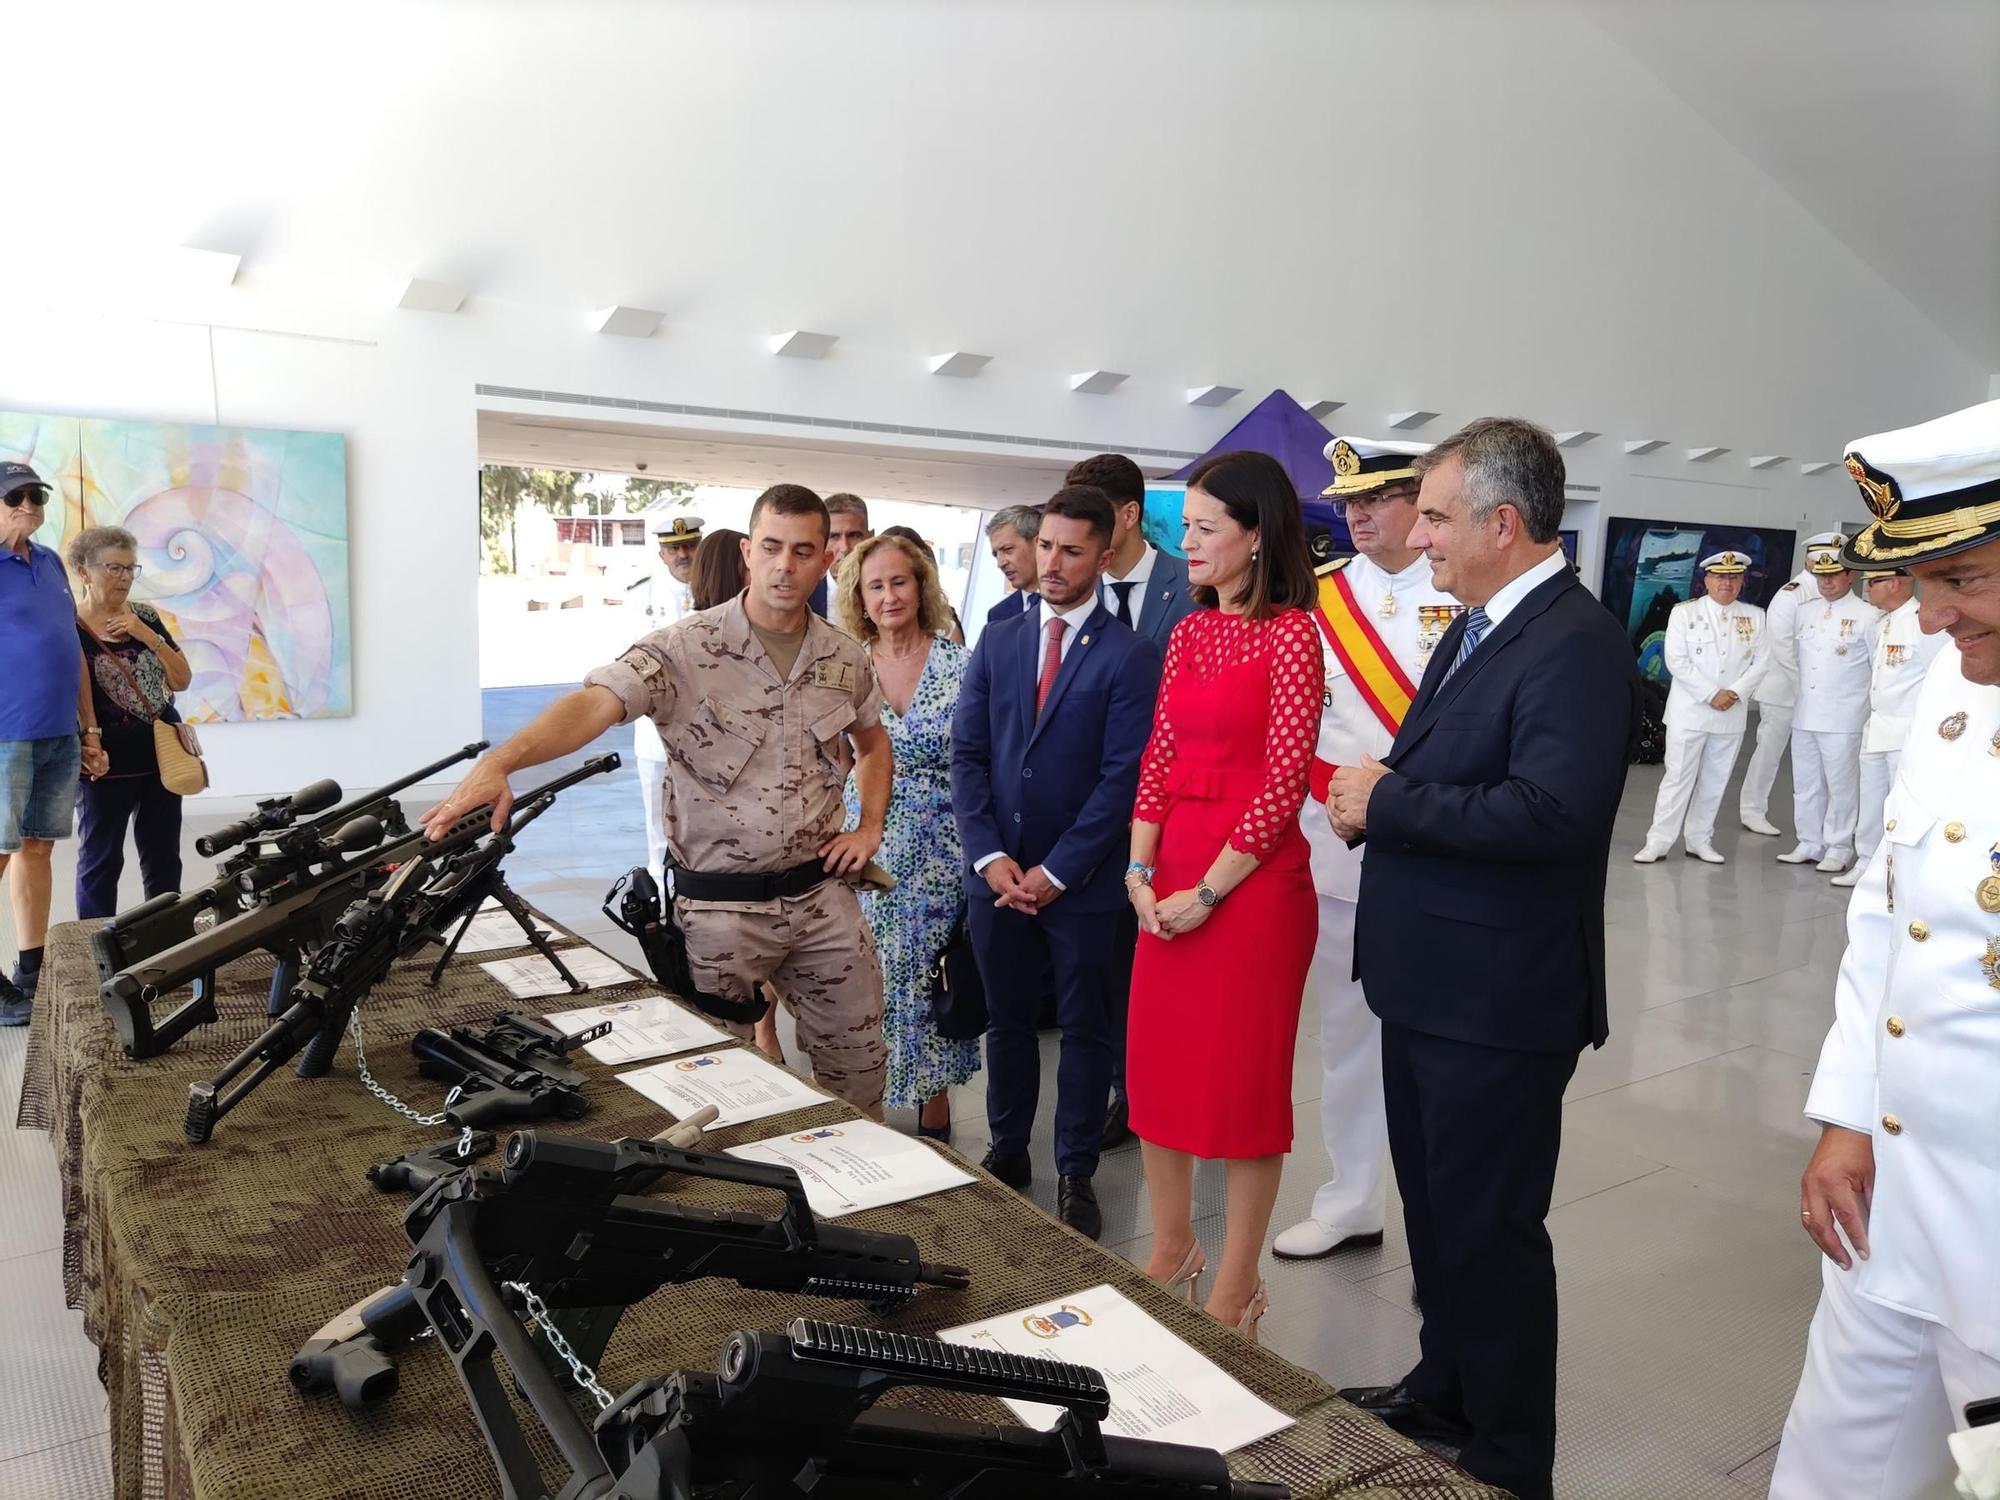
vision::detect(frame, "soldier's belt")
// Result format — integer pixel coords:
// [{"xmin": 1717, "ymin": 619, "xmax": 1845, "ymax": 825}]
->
[{"xmin": 670, "ymin": 858, "xmax": 832, "ymax": 903}]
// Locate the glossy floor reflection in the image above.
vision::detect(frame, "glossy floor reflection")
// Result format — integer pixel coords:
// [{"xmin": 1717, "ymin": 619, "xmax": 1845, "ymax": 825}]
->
[{"xmin": 0, "ymin": 693, "xmax": 1843, "ymax": 1498}]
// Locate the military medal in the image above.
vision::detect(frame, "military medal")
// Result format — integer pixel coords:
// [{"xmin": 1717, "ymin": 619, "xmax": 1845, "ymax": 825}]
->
[
  {"xmin": 1734, "ymin": 616, "xmax": 1755, "ymax": 642},
  {"xmin": 1980, "ymin": 844, "xmax": 2000, "ymax": 916},
  {"xmin": 1985, "ymin": 937, "xmax": 2000, "ymax": 992},
  {"xmin": 1885, "ymin": 644, "xmax": 1908, "ymax": 667},
  {"xmin": 1940, "ymin": 711, "xmax": 1967, "ymax": 741}
]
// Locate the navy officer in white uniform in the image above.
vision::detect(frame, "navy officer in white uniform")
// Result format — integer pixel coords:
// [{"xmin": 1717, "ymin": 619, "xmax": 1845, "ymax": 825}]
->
[
  {"xmin": 1633, "ymin": 549, "xmax": 1768, "ymax": 865},
  {"xmin": 1777, "ymin": 543, "xmax": 1880, "ymax": 874},
  {"xmin": 1771, "ymin": 396, "xmax": 2000, "ymax": 1499}
]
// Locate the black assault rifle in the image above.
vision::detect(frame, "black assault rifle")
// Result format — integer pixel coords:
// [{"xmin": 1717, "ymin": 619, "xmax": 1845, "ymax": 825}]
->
[
  {"xmin": 182, "ymin": 755, "xmax": 617, "ymax": 1143},
  {"xmin": 299, "ymin": 1131, "xmax": 1275, "ymax": 1499},
  {"xmin": 94, "ymin": 742, "xmax": 488, "ymax": 1057}
]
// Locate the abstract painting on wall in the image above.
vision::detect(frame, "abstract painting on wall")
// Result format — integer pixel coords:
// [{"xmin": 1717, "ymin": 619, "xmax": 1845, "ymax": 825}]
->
[{"xmin": 2, "ymin": 411, "xmax": 351, "ymax": 721}]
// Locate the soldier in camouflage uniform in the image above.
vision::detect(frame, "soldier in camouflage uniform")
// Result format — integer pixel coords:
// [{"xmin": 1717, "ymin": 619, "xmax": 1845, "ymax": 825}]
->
[{"xmin": 424, "ymin": 485, "xmax": 893, "ymax": 1116}]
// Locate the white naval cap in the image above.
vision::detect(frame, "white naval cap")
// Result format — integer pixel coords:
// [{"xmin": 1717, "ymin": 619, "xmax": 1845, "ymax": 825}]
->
[
  {"xmin": 1323, "ymin": 436, "xmax": 1433, "ymax": 498},
  {"xmin": 1700, "ymin": 550, "xmax": 1749, "ymax": 574},
  {"xmin": 1803, "ymin": 531, "xmax": 1845, "ymax": 552},
  {"xmin": 1841, "ymin": 396, "xmax": 2000, "ymax": 569}
]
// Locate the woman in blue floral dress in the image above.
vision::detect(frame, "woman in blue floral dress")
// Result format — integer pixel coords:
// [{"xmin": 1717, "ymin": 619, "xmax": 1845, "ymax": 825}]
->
[{"xmin": 837, "ymin": 533, "xmax": 979, "ymax": 1137}]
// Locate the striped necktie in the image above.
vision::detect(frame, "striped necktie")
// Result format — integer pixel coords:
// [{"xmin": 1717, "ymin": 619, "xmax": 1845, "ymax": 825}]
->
[{"xmin": 1442, "ymin": 606, "xmax": 1490, "ymax": 683}]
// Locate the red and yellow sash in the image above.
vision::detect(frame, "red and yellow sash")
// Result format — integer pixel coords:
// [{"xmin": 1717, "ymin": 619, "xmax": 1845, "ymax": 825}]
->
[{"xmin": 1309, "ymin": 565, "xmax": 1417, "ymax": 800}]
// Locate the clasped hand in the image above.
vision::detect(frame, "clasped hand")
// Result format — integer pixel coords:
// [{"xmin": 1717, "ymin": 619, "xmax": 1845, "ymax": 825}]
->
[
  {"xmin": 1325, "ymin": 753, "xmax": 1391, "ymax": 840},
  {"xmin": 984, "ymin": 857, "xmax": 1061, "ymax": 914},
  {"xmin": 1131, "ymin": 883, "xmax": 1211, "ymax": 941}
]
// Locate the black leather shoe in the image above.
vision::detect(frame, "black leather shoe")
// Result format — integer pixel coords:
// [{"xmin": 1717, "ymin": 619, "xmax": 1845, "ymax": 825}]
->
[
  {"xmin": 1056, "ymin": 1175, "xmax": 1102, "ymax": 1240},
  {"xmin": 1335, "ymin": 1382, "xmax": 1472, "ymax": 1445},
  {"xmin": 1100, "ymin": 1094, "xmax": 1134, "ymax": 1150},
  {"xmin": 979, "ymin": 1148, "xmax": 1032, "ymax": 1190}
]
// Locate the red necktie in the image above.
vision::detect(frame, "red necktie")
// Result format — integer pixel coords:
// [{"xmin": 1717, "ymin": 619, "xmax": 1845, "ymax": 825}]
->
[{"xmin": 1036, "ymin": 616, "xmax": 1067, "ymax": 715}]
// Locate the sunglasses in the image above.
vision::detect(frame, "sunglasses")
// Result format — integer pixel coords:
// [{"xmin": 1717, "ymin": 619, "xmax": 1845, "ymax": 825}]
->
[{"xmin": 3, "ymin": 485, "xmax": 50, "ymax": 510}]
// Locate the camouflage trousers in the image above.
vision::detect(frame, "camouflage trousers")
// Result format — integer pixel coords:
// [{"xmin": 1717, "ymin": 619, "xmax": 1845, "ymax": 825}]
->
[{"xmin": 676, "ymin": 881, "xmax": 887, "ymax": 1119}]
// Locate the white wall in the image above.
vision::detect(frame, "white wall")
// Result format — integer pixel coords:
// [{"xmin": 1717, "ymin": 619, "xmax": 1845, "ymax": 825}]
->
[{"xmin": 0, "ymin": 1, "xmax": 1985, "ymax": 799}]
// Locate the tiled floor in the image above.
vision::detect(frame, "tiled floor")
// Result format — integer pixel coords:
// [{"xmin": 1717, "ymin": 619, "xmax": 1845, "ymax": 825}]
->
[{"xmin": 0, "ymin": 690, "xmax": 1850, "ymax": 1498}]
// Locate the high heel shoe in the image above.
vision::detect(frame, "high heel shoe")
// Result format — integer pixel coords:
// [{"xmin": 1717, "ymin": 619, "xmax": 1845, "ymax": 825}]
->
[
  {"xmin": 1152, "ymin": 1242, "xmax": 1207, "ymax": 1305},
  {"xmin": 1233, "ymin": 1282, "xmax": 1270, "ymax": 1345}
]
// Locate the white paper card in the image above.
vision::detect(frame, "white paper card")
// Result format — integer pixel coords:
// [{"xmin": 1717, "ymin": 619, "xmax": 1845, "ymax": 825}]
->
[
  {"xmin": 725, "ymin": 1119, "xmax": 975, "ymax": 1218},
  {"xmin": 542, "ymin": 994, "xmax": 730, "ymax": 1066},
  {"xmin": 616, "ymin": 1049, "xmax": 829, "ymax": 1130},
  {"xmin": 449, "ymin": 910, "xmax": 558, "ymax": 955},
  {"xmin": 480, "ymin": 947, "xmax": 636, "ymax": 999},
  {"xmin": 937, "ymin": 1284, "xmax": 1293, "ymax": 1453}
]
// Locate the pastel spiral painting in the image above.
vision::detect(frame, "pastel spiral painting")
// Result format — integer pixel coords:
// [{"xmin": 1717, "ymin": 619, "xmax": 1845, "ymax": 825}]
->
[{"xmin": 4, "ymin": 411, "xmax": 351, "ymax": 722}]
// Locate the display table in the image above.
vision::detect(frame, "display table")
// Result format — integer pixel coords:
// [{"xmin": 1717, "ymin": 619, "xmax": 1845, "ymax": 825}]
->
[{"xmin": 20, "ymin": 915, "xmax": 1502, "ymax": 1500}]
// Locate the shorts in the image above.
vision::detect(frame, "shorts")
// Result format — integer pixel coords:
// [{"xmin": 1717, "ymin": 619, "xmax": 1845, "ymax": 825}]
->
[{"xmin": 0, "ymin": 735, "xmax": 82, "ymax": 851}]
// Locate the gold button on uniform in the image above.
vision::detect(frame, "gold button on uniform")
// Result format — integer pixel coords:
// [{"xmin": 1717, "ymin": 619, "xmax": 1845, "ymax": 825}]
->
[
  {"xmin": 1886, "ymin": 818, "xmax": 1897, "ymax": 831},
  {"xmin": 1908, "ymin": 920, "xmax": 1930, "ymax": 942},
  {"xmin": 1886, "ymin": 1016, "xmax": 1905, "ymax": 1037},
  {"xmin": 1945, "ymin": 822, "xmax": 1966, "ymax": 843},
  {"xmin": 1882, "ymin": 1115, "xmax": 1903, "ymax": 1135}
]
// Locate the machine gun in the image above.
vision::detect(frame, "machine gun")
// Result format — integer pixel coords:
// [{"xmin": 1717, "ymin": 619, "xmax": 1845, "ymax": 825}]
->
[
  {"xmin": 182, "ymin": 755, "xmax": 618, "ymax": 1143},
  {"xmin": 94, "ymin": 741, "xmax": 488, "ymax": 1057},
  {"xmin": 409, "ymin": 1012, "xmax": 607, "ymax": 1130},
  {"xmin": 594, "ymin": 1318, "xmax": 1290, "ymax": 1500},
  {"xmin": 603, "ymin": 867, "xmax": 768, "ymax": 1025},
  {"xmin": 294, "ymin": 1129, "xmax": 974, "ymax": 1497}
]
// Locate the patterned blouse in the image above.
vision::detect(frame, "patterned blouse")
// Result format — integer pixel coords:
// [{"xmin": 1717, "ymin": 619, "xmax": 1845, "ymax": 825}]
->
[{"xmin": 1133, "ymin": 608, "xmax": 1322, "ymax": 857}]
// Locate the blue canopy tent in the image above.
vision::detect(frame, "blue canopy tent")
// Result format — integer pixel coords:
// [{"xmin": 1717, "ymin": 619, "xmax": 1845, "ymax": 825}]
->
[{"xmin": 1140, "ymin": 389, "xmax": 1346, "ymax": 557}]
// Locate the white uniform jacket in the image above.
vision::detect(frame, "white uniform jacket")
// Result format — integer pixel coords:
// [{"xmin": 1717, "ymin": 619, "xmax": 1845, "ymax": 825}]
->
[
  {"xmin": 1306, "ymin": 553, "xmax": 1461, "ymax": 902},
  {"xmin": 1862, "ymin": 599, "xmax": 1949, "ymax": 756},
  {"xmin": 1662, "ymin": 595, "xmax": 1768, "ymax": 732},
  {"xmin": 1804, "ymin": 651, "xmax": 2000, "ymax": 1359},
  {"xmin": 1794, "ymin": 592, "xmax": 1883, "ymax": 734},
  {"xmin": 1752, "ymin": 572, "xmax": 1813, "ymax": 710}
]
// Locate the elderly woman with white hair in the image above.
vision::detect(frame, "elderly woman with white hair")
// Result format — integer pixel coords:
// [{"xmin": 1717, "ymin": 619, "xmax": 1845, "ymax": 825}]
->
[{"xmin": 68, "ymin": 525, "xmax": 193, "ymax": 918}]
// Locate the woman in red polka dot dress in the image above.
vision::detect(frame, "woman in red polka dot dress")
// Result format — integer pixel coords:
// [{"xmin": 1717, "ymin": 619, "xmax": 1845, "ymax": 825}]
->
[{"xmin": 1124, "ymin": 449, "xmax": 1323, "ymax": 1341}]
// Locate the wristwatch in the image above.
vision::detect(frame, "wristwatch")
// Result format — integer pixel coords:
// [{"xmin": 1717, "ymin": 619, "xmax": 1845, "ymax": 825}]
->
[{"xmin": 1195, "ymin": 882, "xmax": 1221, "ymax": 908}]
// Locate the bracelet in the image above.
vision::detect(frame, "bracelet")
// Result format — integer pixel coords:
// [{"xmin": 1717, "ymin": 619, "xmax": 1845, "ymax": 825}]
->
[
  {"xmin": 82, "ymin": 727, "xmax": 102, "ymax": 738},
  {"xmin": 1123, "ymin": 862, "xmax": 1154, "ymax": 888}
]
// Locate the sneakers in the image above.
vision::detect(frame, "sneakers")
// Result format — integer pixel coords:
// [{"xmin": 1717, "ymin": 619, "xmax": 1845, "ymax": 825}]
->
[
  {"xmin": 1776, "ymin": 846, "xmax": 1822, "ymax": 865},
  {"xmin": 0, "ymin": 974, "xmax": 30, "ymax": 1028},
  {"xmin": 1829, "ymin": 867, "xmax": 1864, "ymax": 888},
  {"xmin": 8, "ymin": 962, "xmax": 38, "ymax": 1000},
  {"xmin": 1632, "ymin": 845, "xmax": 1669, "ymax": 864},
  {"xmin": 1816, "ymin": 852, "xmax": 1853, "ymax": 874},
  {"xmin": 1741, "ymin": 815, "xmax": 1783, "ymax": 837},
  {"xmin": 1686, "ymin": 845, "xmax": 1726, "ymax": 865}
]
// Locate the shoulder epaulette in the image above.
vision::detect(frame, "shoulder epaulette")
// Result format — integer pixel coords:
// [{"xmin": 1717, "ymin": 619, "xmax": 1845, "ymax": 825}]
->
[
  {"xmin": 1314, "ymin": 555, "xmax": 1352, "ymax": 578},
  {"xmin": 1782, "ymin": 580, "xmax": 1801, "ymax": 592}
]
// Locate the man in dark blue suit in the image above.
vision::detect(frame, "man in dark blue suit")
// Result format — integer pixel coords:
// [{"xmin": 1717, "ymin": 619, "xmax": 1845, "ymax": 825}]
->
[
  {"xmin": 952, "ymin": 485, "xmax": 1162, "ymax": 1240},
  {"xmin": 1063, "ymin": 453, "xmax": 1199, "ymax": 1147},
  {"xmin": 982, "ymin": 505, "xmax": 1042, "ymax": 624},
  {"xmin": 1326, "ymin": 419, "xmax": 1640, "ymax": 1500}
]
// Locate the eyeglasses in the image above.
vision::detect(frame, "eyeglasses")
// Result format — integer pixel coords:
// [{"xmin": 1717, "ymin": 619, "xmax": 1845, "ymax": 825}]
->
[
  {"xmin": 1330, "ymin": 489, "xmax": 1416, "ymax": 519},
  {"xmin": 93, "ymin": 563, "xmax": 143, "ymax": 578},
  {"xmin": 3, "ymin": 486, "xmax": 50, "ymax": 510}
]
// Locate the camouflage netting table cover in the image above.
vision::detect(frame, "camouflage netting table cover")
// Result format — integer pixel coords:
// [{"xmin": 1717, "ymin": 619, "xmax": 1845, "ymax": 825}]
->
[{"xmin": 21, "ymin": 916, "xmax": 1505, "ymax": 1500}]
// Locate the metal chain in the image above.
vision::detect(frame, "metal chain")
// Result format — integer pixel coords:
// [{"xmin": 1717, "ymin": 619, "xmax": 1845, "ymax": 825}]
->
[
  {"xmin": 507, "ymin": 1281, "xmax": 614, "ymax": 1410},
  {"xmin": 346, "ymin": 1008, "xmax": 469, "ymax": 1153}
]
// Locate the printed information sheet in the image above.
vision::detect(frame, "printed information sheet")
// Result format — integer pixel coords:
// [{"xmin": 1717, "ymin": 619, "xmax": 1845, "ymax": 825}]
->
[
  {"xmin": 937, "ymin": 1283, "xmax": 1293, "ymax": 1453},
  {"xmin": 449, "ymin": 909, "xmax": 562, "ymax": 955},
  {"xmin": 726, "ymin": 1119, "xmax": 975, "ymax": 1217},
  {"xmin": 541, "ymin": 994, "xmax": 730, "ymax": 1066},
  {"xmin": 480, "ymin": 947, "xmax": 636, "ymax": 999},
  {"xmin": 616, "ymin": 1048, "xmax": 830, "ymax": 1130}
]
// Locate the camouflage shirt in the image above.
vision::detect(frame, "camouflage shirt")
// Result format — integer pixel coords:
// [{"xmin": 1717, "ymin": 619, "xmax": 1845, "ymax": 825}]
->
[{"xmin": 584, "ymin": 596, "xmax": 883, "ymax": 873}]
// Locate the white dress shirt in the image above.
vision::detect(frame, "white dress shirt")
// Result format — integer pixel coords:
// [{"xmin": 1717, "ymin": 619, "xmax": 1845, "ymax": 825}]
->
[
  {"xmin": 1103, "ymin": 545, "xmax": 1158, "ymax": 629},
  {"xmin": 1478, "ymin": 548, "xmax": 1569, "ymax": 629}
]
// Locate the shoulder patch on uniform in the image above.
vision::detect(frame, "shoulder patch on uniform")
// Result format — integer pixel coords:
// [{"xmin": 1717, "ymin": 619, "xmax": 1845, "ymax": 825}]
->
[
  {"xmin": 1314, "ymin": 556, "xmax": 1351, "ymax": 577},
  {"xmin": 617, "ymin": 645, "xmax": 664, "ymax": 680},
  {"xmin": 1782, "ymin": 580, "xmax": 1801, "ymax": 591}
]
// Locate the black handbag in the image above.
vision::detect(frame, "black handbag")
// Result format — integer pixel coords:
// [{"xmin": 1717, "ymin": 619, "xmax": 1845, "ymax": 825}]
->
[{"xmin": 926, "ymin": 904, "xmax": 988, "ymax": 1041}]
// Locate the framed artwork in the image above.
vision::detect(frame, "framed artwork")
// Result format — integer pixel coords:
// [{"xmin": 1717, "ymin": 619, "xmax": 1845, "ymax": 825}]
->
[
  {"xmin": 1599, "ymin": 517, "xmax": 1796, "ymax": 684},
  {"xmin": 4, "ymin": 410, "xmax": 352, "ymax": 721}
]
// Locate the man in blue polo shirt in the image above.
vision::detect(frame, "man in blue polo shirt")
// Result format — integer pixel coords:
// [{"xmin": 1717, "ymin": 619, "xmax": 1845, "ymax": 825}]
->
[{"xmin": 0, "ymin": 462, "xmax": 106, "ymax": 1025}]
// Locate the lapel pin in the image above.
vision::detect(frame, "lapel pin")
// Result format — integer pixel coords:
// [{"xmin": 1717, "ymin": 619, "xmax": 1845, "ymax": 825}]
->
[
  {"xmin": 1939, "ymin": 711, "xmax": 1967, "ymax": 741},
  {"xmin": 1080, "ymin": 634, "xmax": 1091, "ymax": 646}
]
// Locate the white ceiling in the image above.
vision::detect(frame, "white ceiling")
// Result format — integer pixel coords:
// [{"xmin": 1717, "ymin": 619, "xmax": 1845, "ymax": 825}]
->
[
  {"xmin": 1584, "ymin": 0, "xmax": 1999, "ymax": 369},
  {"xmin": 477, "ymin": 412, "xmax": 1075, "ymax": 509}
]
